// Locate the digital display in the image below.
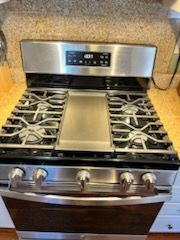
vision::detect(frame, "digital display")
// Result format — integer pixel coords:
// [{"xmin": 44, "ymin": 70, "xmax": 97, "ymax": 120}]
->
[
  {"xmin": 84, "ymin": 54, "xmax": 94, "ymax": 59},
  {"xmin": 66, "ymin": 51, "xmax": 111, "ymax": 67}
]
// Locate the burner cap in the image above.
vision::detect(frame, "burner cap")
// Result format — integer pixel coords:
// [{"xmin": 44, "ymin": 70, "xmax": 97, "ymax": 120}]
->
[
  {"xmin": 19, "ymin": 126, "xmax": 46, "ymax": 144},
  {"xmin": 121, "ymin": 104, "xmax": 138, "ymax": 115},
  {"xmin": 129, "ymin": 130, "xmax": 148, "ymax": 146},
  {"xmin": 37, "ymin": 102, "xmax": 49, "ymax": 111}
]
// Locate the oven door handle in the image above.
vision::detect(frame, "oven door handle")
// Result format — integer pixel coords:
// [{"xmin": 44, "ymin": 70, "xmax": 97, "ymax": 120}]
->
[{"xmin": 0, "ymin": 189, "xmax": 171, "ymax": 206}]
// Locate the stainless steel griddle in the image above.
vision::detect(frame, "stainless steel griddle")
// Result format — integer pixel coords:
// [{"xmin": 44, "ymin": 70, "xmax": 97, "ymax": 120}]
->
[{"xmin": 56, "ymin": 91, "xmax": 113, "ymax": 152}]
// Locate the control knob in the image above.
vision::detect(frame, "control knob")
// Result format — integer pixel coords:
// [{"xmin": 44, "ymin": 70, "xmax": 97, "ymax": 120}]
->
[
  {"xmin": 120, "ymin": 172, "xmax": 134, "ymax": 192},
  {"xmin": 76, "ymin": 170, "xmax": 91, "ymax": 192},
  {"xmin": 8, "ymin": 168, "xmax": 25, "ymax": 187},
  {"xmin": 142, "ymin": 173, "xmax": 157, "ymax": 191},
  {"xmin": 32, "ymin": 169, "xmax": 48, "ymax": 186}
]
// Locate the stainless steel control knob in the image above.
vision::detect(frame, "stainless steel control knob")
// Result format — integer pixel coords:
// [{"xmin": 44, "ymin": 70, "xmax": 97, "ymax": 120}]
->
[
  {"xmin": 8, "ymin": 168, "xmax": 25, "ymax": 187},
  {"xmin": 142, "ymin": 173, "xmax": 157, "ymax": 191},
  {"xmin": 120, "ymin": 172, "xmax": 134, "ymax": 192},
  {"xmin": 32, "ymin": 169, "xmax": 48, "ymax": 186},
  {"xmin": 76, "ymin": 170, "xmax": 91, "ymax": 192}
]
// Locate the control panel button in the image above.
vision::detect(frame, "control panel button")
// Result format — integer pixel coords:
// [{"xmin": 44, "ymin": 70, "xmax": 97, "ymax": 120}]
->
[
  {"xmin": 142, "ymin": 173, "xmax": 157, "ymax": 191},
  {"xmin": 76, "ymin": 170, "xmax": 91, "ymax": 192},
  {"xmin": 32, "ymin": 169, "xmax": 48, "ymax": 186},
  {"xmin": 8, "ymin": 168, "xmax": 25, "ymax": 187},
  {"xmin": 120, "ymin": 172, "xmax": 134, "ymax": 192}
]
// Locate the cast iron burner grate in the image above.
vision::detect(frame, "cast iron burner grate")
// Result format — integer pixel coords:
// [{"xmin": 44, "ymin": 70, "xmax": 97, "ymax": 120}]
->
[
  {"xmin": 108, "ymin": 91, "xmax": 176, "ymax": 155},
  {"xmin": 0, "ymin": 89, "xmax": 68, "ymax": 149}
]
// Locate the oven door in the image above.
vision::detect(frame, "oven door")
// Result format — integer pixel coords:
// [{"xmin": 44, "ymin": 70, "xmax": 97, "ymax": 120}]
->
[{"xmin": 0, "ymin": 189, "xmax": 170, "ymax": 240}]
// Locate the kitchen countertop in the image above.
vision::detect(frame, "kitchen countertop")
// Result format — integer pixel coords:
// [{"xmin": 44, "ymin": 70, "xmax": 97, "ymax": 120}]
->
[
  {"xmin": 0, "ymin": 83, "xmax": 26, "ymax": 128},
  {"xmin": 0, "ymin": 228, "xmax": 18, "ymax": 240},
  {"xmin": 148, "ymin": 88, "xmax": 180, "ymax": 156},
  {"xmin": 0, "ymin": 84, "xmax": 180, "ymax": 155},
  {"xmin": 147, "ymin": 234, "xmax": 180, "ymax": 239}
]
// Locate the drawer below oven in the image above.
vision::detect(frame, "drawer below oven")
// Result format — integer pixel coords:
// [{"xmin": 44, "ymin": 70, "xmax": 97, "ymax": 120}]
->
[{"xmin": 17, "ymin": 231, "xmax": 147, "ymax": 240}]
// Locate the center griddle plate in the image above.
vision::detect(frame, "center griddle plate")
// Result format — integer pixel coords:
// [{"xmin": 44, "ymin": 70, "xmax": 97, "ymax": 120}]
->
[{"xmin": 56, "ymin": 91, "xmax": 113, "ymax": 152}]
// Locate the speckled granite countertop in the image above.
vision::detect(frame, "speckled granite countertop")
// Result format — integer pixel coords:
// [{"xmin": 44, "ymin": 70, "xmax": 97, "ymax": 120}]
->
[{"xmin": 0, "ymin": 84, "xmax": 180, "ymax": 156}]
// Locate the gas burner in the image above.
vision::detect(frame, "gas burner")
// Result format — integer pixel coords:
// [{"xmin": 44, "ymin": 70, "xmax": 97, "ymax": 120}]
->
[
  {"xmin": 108, "ymin": 92, "xmax": 157, "ymax": 127},
  {"xmin": 17, "ymin": 89, "xmax": 67, "ymax": 112},
  {"xmin": 0, "ymin": 88, "xmax": 177, "ymax": 157},
  {"xmin": 121, "ymin": 104, "xmax": 139, "ymax": 115},
  {"xmin": 0, "ymin": 89, "xmax": 68, "ymax": 149},
  {"xmin": 37, "ymin": 102, "xmax": 49, "ymax": 111},
  {"xmin": 19, "ymin": 126, "xmax": 46, "ymax": 144},
  {"xmin": 109, "ymin": 92, "xmax": 176, "ymax": 155},
  {"xmin": 129, "ymin": 130, "xmax": 148, "ymax": 147}
]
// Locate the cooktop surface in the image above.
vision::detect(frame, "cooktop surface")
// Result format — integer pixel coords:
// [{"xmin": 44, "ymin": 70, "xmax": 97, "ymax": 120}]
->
[{"xmin": 0, "ymin": 86, "xmax": 178, "ymax": 167}]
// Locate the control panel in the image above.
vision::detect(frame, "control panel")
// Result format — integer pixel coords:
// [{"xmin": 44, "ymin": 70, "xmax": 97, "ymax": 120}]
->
[
  {"xmin": 66, "ymin": 51, "xmax": 111, "ymax": 67},
  {"xmin": 4, "ymin": 166, "xmax": 175, "ymax": 194},
  {"xmin": 21, "ymin": 41, "xmax": 157, "ymax": 77}
]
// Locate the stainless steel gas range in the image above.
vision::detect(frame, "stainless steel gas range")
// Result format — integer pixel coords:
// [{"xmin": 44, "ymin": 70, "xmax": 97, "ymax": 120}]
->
[{"xmin": 0, "ymin": 41, "xmax": 179, "ymax": 240}]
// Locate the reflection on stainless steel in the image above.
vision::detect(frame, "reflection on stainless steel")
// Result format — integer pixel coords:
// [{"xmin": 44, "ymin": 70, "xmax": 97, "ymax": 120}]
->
[
  {"xmin": 21, "ymin": 41, "xmax": 156, "ymax": 77},
  {"xmin": 56, "ymin": 91, "xmax": 113, "ymax": 152}
]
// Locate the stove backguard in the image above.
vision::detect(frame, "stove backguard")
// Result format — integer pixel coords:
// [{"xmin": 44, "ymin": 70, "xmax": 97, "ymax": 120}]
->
[{"xmin": 21, "ymin": 41, "xmax": 157, "ymax": 90}]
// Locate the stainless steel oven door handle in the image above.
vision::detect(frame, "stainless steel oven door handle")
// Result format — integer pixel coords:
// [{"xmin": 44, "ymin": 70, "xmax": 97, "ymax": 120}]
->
[{"xmin": 0, "ymin": 189, "xmax": 171, "ymax": 206}]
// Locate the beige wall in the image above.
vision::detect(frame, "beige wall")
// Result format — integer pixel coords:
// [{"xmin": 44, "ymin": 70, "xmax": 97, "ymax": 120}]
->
[{"xmin": 1, "ymin": 0, "xmax": 180, "ymax": 88}]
